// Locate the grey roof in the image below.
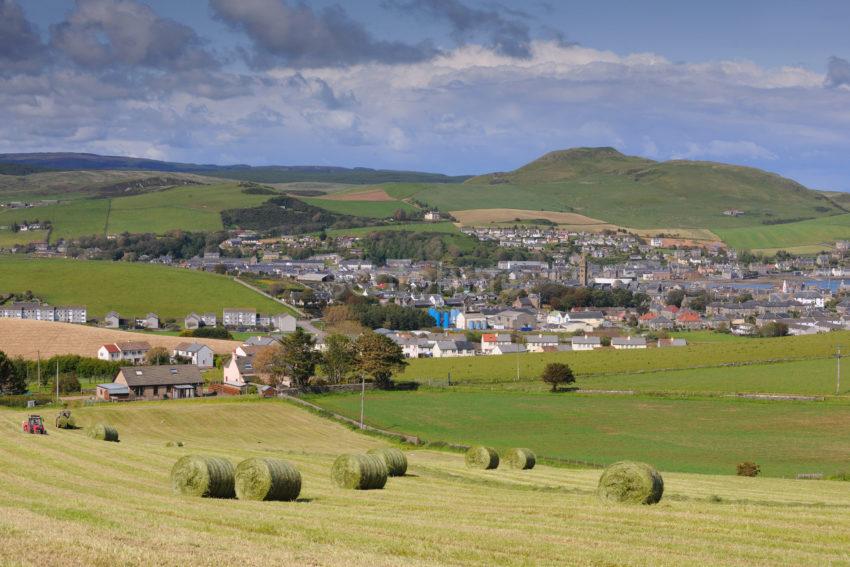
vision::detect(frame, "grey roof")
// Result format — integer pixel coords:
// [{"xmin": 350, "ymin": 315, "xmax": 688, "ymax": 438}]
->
[
  {"xmin": 568, "ymin": 311, "xmax": 605, "ymax": 320},
  {"xmin": 612, "ymin": 336, "xmax": 647, "ymax": 346},
  {"xmin": 98, "ymin": 383, "xmax": 130, "ymax": 394},
  {"xmin": 571, "ymin": 336, "xmax": 602, "ymax": 345},
  {"xmin": 495, "ymin": 344, "xmax": 526, "ymax": 353},
  {"xmin": 118, "ymin": 365, "xmax": 203, "ymax": 387},
  {"xmin": 173, "ymin": 342, "xmax": 210, "ymax": 354}
]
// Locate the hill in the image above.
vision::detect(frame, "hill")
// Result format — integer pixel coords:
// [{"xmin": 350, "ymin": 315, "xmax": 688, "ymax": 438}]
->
[
  {"xmin": 0, "ymin": 257, "xmax": 292, "ymax": 321},
  {"xmin": 2, "ymin": 398, "xmax": 850, "ymax": 565},
  {"xmin": 0, "ymin": 152, "xmax": 470, "ymax": 185}
]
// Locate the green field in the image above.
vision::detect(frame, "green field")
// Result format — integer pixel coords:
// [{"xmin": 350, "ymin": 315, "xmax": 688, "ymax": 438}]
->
[
  {"xmin": 401, "ymin": 332, "xmax": 850, "ymax": 384},
  {"xmin": 0, "ymin": 257, "xmax": 291, "ymax": 320},
  {"xmin": 0, "ymin": 229, "xmax": 49, "ymax": 247},
  {"xmin": 325, "ymin": 221, "xmax": 460, "ymax": 237},
  {"xmin": 315, "ymin": 389, "xmax": 850, "ymax": 477},
  {"xmin": 716, "ymin": 213, "xmax": 850, "ymax": 252},
  {"xmin": 302, "ymin": 197, "xmax": 417, "ymax": 218},
  {"xmin": 3, "ymin": 398, "xmax": 850, "ymax": 565},
  {"xmin": 0, "ymin": 183, "xmax": 271, "ymax": 240}
]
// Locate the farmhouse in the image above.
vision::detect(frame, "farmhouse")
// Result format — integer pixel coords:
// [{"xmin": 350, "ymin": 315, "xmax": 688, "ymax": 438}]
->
[
  {"xmin": 172, "ymin": 342, "xmax": 214, "ymax": 368},
  {"xmin": 97, "ymin": 341, "xmax": 151, "ymax": 364},
  {"xmin": 112, "ymin": 365, "xmax": 203, "ymax": 400}
]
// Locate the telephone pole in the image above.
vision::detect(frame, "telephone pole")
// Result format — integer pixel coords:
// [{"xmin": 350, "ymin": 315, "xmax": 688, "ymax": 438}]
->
[
  {"xmin": 837, "ymin": 346, "xmax": 842, "ymax": 396},
  {"xmin": 359, "ymin": 374, "xmax": 365, "ymax": 429}
]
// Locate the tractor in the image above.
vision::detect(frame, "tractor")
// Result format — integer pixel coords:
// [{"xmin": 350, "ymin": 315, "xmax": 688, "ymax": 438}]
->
[{"xmin": 22, "ymin": 415, "xmax": 46, "ymax": 435}]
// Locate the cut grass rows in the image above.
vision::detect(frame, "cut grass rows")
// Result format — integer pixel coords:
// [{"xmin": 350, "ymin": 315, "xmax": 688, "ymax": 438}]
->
[{"xmin": 3, "ymin": 398, "xmax": 850, "ymax": 565}]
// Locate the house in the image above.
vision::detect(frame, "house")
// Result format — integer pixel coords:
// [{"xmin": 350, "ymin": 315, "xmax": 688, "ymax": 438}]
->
[
  {"xmin": 455, "ymin": 312, "xmax": 487, "ymax": 330},
  {"xmin": 431, "ymin": 340, "xmax": 476, "ymax": 358},
  {"xmin": 141, "ymin": 313, "xmax": 159, "ymax": 329},
  {"xmin": 657, "ymin": 338, "xmax": 688, "ymax": 347},
  {"xmin": 481, "ymin": 333, "xmax": 512, "ymax": 354},
  {"xmin": 185, "ymin": 312, "xmax": 217, "ymax": 329},
  {"xmin": 525, "ymin": 334, "xmax": 560, "ymax": 353},
  {"xmin": 223, "ymin": 308, "xmax": 257, "ymax": 328},
  {"xmin": 396, "ymin": 337, "xmax": 431, "ymax": 358},
  {"xmin": 243, "ymin": 336, "xmax": 277, "ymax": 347},
  {"xmin": 611, "ymin": 336, "xmax": 647, "ymax": 349},
  {"xmin": 97, "ymin": 341, "xmax": 151, "ymax": 364},
  {"xmin": 491, "ymin": 343, "xmax": 527, "ymax": 355},
  {"xmin": 95, "ymin": 382, "xmax": 130, "ymax": 401},
  {"xmin": 223, "ymin": 353, "xmax": 270, "ymax": 389},
  {"xmin": 172, "ymin": 342, "xmax": 215, "ymax": 368},
  {"xmin": 424, "ymin": 211, "xmax": 442, "ymax": 222},
  {"xmin": 570, "ymin": 335, "xmax": 602, "ymax": 351},
  {"xmin": 270, "ymin": 313, "xmax": 297, "ymax": 332},
  {"xmin": 113, "ymin": 365, "xmax": 204, "ymax": 400},
  {"xmin": 104, "ymin": 311, "xmax": 121, "ymax": 329}
]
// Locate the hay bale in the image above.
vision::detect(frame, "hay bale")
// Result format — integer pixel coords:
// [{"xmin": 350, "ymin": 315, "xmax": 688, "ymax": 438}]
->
[
  {"xmin": 171, "ymin": 455, "xmax": 235, "ymax": 498},
  {"xmin": 331, "ymin": 454, "xmax": 388, "ymax": 490},
  {"xmin": 367, "ymin": 447, "xmax": 408, "ymax": 476},
  {"xmin": 86, "ymin": 423, "xmax": 119, "ymax": 442},
  {"xmin": 165, "ymin": 441, "xmax": 185, "ymax": 448},
  {"xmin": 465, "ymin": 445, "xmax": 499, "ymax": 470},
  {"xmin": 597, "ymin": 461, "xmax": 664, "ymax": 505},
  {"xmin": 56, "ymin": 415, "xmax": 76, "ymax": 429},
  {"xmin": 503, "ymin": 448, "xmax": 536, "ymax": 470},
  {"xmin": 235, "ymin": 458, "xmax": 301, "ymax": 501}
]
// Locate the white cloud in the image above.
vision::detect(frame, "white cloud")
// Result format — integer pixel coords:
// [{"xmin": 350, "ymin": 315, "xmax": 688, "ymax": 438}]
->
[{"xmin": 674, "ymin": 140, "xmax": 779, "ymax": 162}]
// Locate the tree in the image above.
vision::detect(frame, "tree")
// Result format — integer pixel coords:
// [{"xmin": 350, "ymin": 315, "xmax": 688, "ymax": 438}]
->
[
  {"xmin": 541, "ymin": 362, "xmax": 575, "ymax": 392},
  {"xmin": 257, "ymin": 329, "xmax": 322, "ymax": 388},
  {"xmin": 759, "ymin": 322, "xmax": 789, "ymax": 338},
  {"xmin": 321, "ymin": 334, "xmax": 357, "ymax": 384},
  {"xmin": 145, "ymin": 346, "xmax": 171, "ymax": 365},
  {"xmin": 665, "ymin": 289, "xmax": 685, "ymax": 308},
  {"xmin": 0, "ymin": 351, "xmax": 26, "ymax": 395},
  {"xmin": 355, "ymin": 331, "xmax": 407, "ymax": 389},
  {"xmin": 49, "ymin": 372, "xmax": 81, "ymax": 395}
]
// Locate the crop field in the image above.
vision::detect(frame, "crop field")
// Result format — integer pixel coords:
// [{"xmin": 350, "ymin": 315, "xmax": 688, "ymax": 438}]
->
[
  {"xmin": 301, "ymin": 197, "xmax": 417, "ymax": 218},
  {"xmin": 450, "ymin": 208, "xmax": 617, "ymax": 228},
  {"xmin": 401, "ymin": 331, "xmax": 850, "ymax": 384},
  {"xmin": 716, "ymin": 213, "xmax": 850, "ymax": 253},
  {"xmin": 3, "ymin": 398, "xmax": 850, "ymax": 565},
  {"xmin": 314, "ymin": 390, "xmax": 850, "ymax": 477},
  {"xmin": 0, "ymin": 257, "xmax": 289, "ymax": 320}
]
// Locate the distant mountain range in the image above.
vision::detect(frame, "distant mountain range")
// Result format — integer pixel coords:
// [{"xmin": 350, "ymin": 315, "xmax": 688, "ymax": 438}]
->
[{"xmin": 0, "ymin": 152, "xmax": 470, "ymax": 185}]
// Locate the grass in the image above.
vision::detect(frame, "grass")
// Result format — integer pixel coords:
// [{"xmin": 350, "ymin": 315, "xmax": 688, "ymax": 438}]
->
[
  {"xmin": 313, "ymin": 389, "xmax": 850, "ymax": 477},
  {"xmin": 0, "ymin": 229, "xmax": 49, "ymax": 246},
  {"xmin": 0, "ymin": 199, "xmax": 111, "ymax": 240},
  {"xmin": 324, "ymin": 221, "xmax": 460, "ymax": 237},
  {"xmin": 716, "ymin": 213, "xmax": 850, "ymax": 252},
  {"xmin": 301, "ymin": 197, "xmax": 417, "ymax": 218},
  {"xmin": 401, "ymin": 331, "xmax": 850, "ymax": 384},
  {"xmin": 0, "ymin": 257, "xmax": 288, "ymax": 320},
  {"xmin": 4, "ymin": 397, "xmax": 850, "ymax": 565}
]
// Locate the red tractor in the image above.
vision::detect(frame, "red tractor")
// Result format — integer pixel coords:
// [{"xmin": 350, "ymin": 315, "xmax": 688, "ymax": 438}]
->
[{"xmin": 22, "ymin": 415, "xmax": 46, "ymax": 435}]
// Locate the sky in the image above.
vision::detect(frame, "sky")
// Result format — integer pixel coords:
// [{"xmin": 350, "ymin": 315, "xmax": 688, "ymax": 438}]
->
[{"xmin": 3, "ymin": 1, "xmax": 850, "ymax": 189}]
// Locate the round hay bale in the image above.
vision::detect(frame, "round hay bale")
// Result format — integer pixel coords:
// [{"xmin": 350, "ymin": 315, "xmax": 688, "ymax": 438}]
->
[
  {"xmin": 86, "ymin": 423, "xmax": 119, "ymax": 442},
  {"xmin": 597, "ymin": 461, "xmax": 664, "ymax": 505},
  {"xmin": 165, "ymin": 441, "xmax": 185, "ymax": 448},
  {"xmin": 171, "ymin": 455, "xmax": 235, "ymax": 498},
  {"xmin": 235, "ymin": 458, "xmax": 301, "ymax": 501},
  {"xmin": 465, "ymin": 446, "xmax": 499, "ymax": 470},
  {"xmin": 503, "ymin": 448, "xmax": 536, "ymax": 470},
  {"xmin": 331, "ymin": 454, "xmax": 388, "ymax": 490},
  {"xmin": 367, "ymin": 447, "xmax": 408, "ymax": 477}
]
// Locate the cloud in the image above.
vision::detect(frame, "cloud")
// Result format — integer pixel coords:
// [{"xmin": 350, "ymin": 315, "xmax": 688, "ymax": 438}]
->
[
  {"xmin": 825, "ymin": 56, "xmax": 850, "ymax": 88},
  {"xmin": 674, "ymin": 140, "xmax": 779, "ymax": 162},
  {"xmin": 50, "ymin": 0, "xmax": 218, "ymax": 70},
  {"xmin": 0, "ymin": 0, "xmax": 47, "ymax": 72},
  {"xmin": 210, "ymin": 0, "xmax": 438, "ymax": 68},
  {"xmin": 386, "ymin": 0, "xmax": 533, "ymax": 58}
]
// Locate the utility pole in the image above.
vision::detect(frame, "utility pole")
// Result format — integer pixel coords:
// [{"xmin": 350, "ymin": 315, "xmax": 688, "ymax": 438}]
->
[
  {"xmin": 55, "ymin": 361, "xmax": 59, "ymax": 402},
  {"xmin": 359, "ymin": 374, "xmax": 365, "ymax": 429},
  {"xmin": 36, "ymin": 351, "xmax": 40, "ymax": 389},
  {"xmin": 837, "ymin": 346, "xmax": 842, "ymax": 396}
]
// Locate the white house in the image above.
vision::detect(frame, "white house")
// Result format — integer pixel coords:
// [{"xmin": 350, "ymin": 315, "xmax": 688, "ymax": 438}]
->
[
  {"xmin": 611, "ymin": 336, "xmax": 647, "ymax": 350},
  {"xmin": 525, "ymin": 334, "xmax": 560, "ymax": 353},
  {"xmin": 397, "ymin": 337, "xmax": 431, "ymax": 358},
  {"xmin": 223, "ymin": 353, "xmax": 259, "ymax": 389},
  {"xmin": 480, "ymin": 333, "xmax": 512, "ymax": 354},
  {"xmin": 431, "ymin": 340, "xmax": 476, "ymax": 358},
  {"xmin": 570, "ymin": 335, "xmax": 602, "ymax": 351},
  {"xmin": 223, "ymin": 308, "xmax": 257, "ymax": 328},
  {"xmin": 455, "ymin": 312, "xmax": 487, "ymax": 330},
  {"xmin": 97, "ymin": 341, "xmax": 151, "ymax": 364},
  {"xmin": 172, "ymin": 342, "xmax": 215, "ymax": 367},
  {"xmin": 491, "ymin": 343, "xmax": 527, "ymax": 355}
]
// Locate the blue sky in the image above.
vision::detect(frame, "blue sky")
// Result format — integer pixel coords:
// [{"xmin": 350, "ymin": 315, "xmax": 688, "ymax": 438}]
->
[{"xmin": 4, "ymin": 0, "xmax": 850, "ymax": 189}]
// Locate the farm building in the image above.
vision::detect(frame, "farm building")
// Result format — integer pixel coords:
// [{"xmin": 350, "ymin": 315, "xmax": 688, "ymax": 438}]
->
[
  {"xmin": 113, "ymin": 365, "xmax": 204, "ymax": 400},
  {"xmin": 95, "ymin": 383, "xmax": 130, "ymax": 401}
]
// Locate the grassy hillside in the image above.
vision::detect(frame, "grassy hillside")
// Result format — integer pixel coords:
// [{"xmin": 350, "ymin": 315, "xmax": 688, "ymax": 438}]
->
[
  {"xmin": 301, "ymin": 197, "xmax": 417, "ymax": 218},
  {"xmin": 3, "ymin": 398, "xmax": 850, "ymax": 565},
  {"xmin": 0, "ymin": 257, "xmax": 290, "ymax": 320},
  {"xmin": 325, "ymin": 221, "xmax": 460, "ymax": 237},
  {"xmin": 316, "ymin": 390, "xmax": 850, "ymax": 477},
  {"xmin": 716, "ymin": 213, "xmax": 850, "ymax": 253}
]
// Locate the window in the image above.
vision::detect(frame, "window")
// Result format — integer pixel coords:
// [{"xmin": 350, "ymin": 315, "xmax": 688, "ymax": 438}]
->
[{"xmin": 153, "ymin": 386, "xmax": 159, "ymax": 396}]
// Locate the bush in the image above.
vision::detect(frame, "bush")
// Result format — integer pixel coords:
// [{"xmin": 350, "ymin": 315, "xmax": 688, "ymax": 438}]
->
[
  {"xmin": 0, "ymin": 393, "xmax": 54, "ymax": 408},
  {"xmin": 183, "ymin": 327, "xmax": 232, "ymax": 340},
  {"xmin": 48, "ymin": 373, "xmax": 81, "ymax": 394},
  {"xmin": 736, "ymin": 461, "xmax": 761, "ymax": 477}
]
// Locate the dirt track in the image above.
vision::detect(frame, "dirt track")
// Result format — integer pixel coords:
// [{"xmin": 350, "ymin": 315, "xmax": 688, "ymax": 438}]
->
[{"xmin": 0, "ymin": 319, "xmax": 240, "ymax": 359}]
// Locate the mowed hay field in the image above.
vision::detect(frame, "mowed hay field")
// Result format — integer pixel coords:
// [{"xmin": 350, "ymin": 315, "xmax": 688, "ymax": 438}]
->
[
  {"xmin": 716, "ymin": 213, "xmax": 850, "ymax": 253},
  {"xmin": 0, "ymin": 319, "xmax": 238, "ymax": 357},
  {"xmin": 3, "ymin": 398, "xmax": 850, "ymax": 566},
  {"xmin": 0, "ymin": 257, "xmax": 289, "ymax": 320},
  {"xmin": 450, "ymin": 208, "xmax": 618, "ymax": 229}
]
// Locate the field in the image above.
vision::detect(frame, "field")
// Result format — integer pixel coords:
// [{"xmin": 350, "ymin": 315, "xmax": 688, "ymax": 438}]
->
[
  {"xmin": 450, "ymin": 208, "xmax": 617, "ymax": 228},
  {"xmin": 0, "ymin": 183, "xmax": 272, "ymax": 240},
  {"xmin": 324, "ymin": 221, "xmax": 460, "ymax": 237},
  {"xmin": 0, "ymin": 257, "xmax": 290, "ymax": 320},
  {"xmin": 716, "ymin": 213, "xmax": 850, "ymax": 253},
  {"xmin": 301, "ymin": 197, "xmax": 417, "ymax": 218},
  {"xmin": 0, "ymin": 229, "xmax": 49, "ymax": 247},
  {"xmin": 314, "ymin": 389, "xmax": 850, "ymax": 477},
  {"xmin": 0, "ymin": 319, "xmax": 238, "ymax": 358},
  {"xmin": 3, "ymin": 398, "xmax": 850, "ymax": 565},
  {"xmin": 400, "ymin": 331, "xmax": 849, "ymax": 384}
]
